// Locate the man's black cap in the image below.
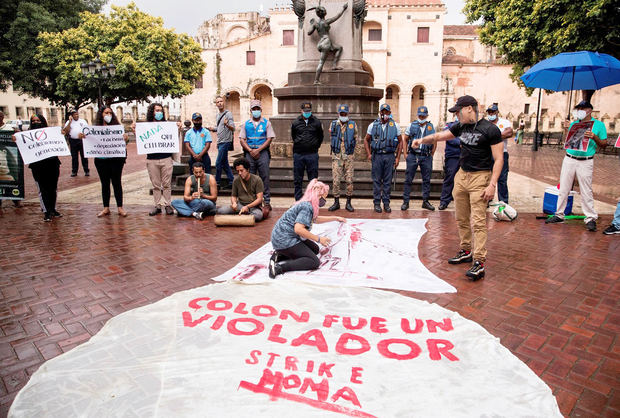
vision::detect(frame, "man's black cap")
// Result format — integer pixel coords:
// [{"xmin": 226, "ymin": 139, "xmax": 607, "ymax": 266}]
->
[
  {"xmin": 574, "ymin": 100, "xmax": 593, "ymax": 109},
  {"xmin": 448, "ymin": 95, "xmax": 478, "ymax": 113}
]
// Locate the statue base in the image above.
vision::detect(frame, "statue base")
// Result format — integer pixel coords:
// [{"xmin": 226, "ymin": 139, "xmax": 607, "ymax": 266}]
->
[{"xmin": 270, "ymin": 70, "xmax": 384, "ymax": 161}]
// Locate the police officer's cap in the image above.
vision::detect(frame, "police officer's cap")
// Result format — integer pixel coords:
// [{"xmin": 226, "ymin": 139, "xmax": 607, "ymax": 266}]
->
[
  {"xmin": 380, "ymin": 103, "xmax": 391, "ymax": 112},
  {"xmin": 417, "ymin": 106, "xmax": 429, "ymax": 116},
  {"xmin": 338, "ymin": 104, "xmax": 349, "ymax": 114},
  {"xmin": 486, "ymin": 103, "xmax": 499, "ymax": 112}
]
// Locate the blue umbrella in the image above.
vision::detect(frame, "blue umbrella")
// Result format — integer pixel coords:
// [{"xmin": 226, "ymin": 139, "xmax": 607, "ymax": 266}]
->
[{"xmin": 520, "ymin": 51, "xmax": 620, "ymax": 91}]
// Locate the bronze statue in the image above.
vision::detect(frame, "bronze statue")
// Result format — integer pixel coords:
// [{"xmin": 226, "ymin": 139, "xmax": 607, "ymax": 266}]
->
[{"xmin": 307, "ymin": 2, "xmax": 348, "ymax": 84}]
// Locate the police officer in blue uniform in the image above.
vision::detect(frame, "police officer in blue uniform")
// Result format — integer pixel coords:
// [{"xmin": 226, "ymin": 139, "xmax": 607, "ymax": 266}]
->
[
  {"xmin": 402, "ymin": 106, "xmax": 436, "ymax": 211},
  {"xmin": 240, "ymin": 99, "xmax": 275, "ymax": 209},
  {"xmin": 439, "ymin": 111, "xmax": 461, "ymax": 210},
  {"xmin": 364, "ymin": 104, "xmax": 403, "ymax": 213},
  {"xmin": 328, "ymin": 104, "xmax": 357, "ymax": 212}
]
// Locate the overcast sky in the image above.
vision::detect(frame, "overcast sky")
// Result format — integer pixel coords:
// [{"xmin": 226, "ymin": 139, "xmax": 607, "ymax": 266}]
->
[{"xmin": 104, "ymin": 0, "xmax": 467, "ymax": 35}]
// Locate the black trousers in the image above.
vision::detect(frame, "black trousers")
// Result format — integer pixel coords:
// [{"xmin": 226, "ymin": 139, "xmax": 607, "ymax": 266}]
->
[
  {"xmin": 30, "ymin": 161, "xmax": 59, "ymax": 214},
  {"xmin": 70, "ymin": 139, "xmax": 89, "ymax": 174},
  {"xmin": 95, "ymin": 158, "xmax": 125, "ymax": 208},
  {"xmin": 277, "ymin": 239, "xmax": 320, "ymax": 273}
]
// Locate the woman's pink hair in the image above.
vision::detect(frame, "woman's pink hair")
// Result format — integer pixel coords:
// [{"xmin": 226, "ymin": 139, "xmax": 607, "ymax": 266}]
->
[{"xmin": 297, "ymin": 179, "xmax": 329, "ymax": 219}]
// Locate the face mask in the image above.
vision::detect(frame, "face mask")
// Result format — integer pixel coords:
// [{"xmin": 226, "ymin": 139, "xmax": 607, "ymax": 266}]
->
[
  {"xmin": 193, "ymin": 123, "xmax": 202, "ymax": 130},
  {"xmin": 30, "ymin": 122, "xmax": 43, "ymax": 130},
  {"xmin": 103, "ymin": 115, "xmax": 112, "ymax": 124},
  {"xmin": 572, "ymin": 109, "xmax": 587, "ymax": 120},
  {"xmin": 154, "ymin": 111, "xmax": 164, "ymax": 121},
  {"xmin": 318, "ymin": 197, "xmax": 326, "ymax": 207},
  {"xmin": 339, "ymin": 116, "xmax": 348, "ymax": 123},
  {"xmin": 417, "ymin": 119, "xmax": 426, "ymax": 124},
  {"xmin": 251, "ymin": 110, "xmax": 261, "ymax": 119},
  {"xmin": 303, "ymin": 112, "xmax": 312, "ymax": 119},
  {"xmin": 487, "ymin": 114, "xmax": 497, "ymax": 121},
  {"xmin": 381, "ymin": 114, "xmax": 390, "ymax": 122}
]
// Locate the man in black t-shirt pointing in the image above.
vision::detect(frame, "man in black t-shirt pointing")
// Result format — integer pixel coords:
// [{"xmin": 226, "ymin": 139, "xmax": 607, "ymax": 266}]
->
[{"xmin": 411, "ymin": 95, "xmax": 503, "ymax": 280}]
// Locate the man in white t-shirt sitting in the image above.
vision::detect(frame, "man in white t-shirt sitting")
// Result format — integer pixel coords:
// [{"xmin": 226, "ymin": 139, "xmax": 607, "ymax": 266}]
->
[
  {"xmin": 486, "ymin": 103, "xmax": 513, "ymax": 203},
  {"xmin": 61, "ymin": 109, "xmax": 89, "ymax": 177}
]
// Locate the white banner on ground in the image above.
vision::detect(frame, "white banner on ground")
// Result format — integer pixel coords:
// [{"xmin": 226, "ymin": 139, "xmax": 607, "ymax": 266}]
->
[
  {"xmin": 134, "ymin": 121, "xmax": 179, "ymax": 154},
  {"xmin": 13, "ymin": 127, "xmax": 70, "ymax": 164},
  {"xmin": 213, "ymin": 219, "xmax": 456, "ymax": 294},
  {"xmin": 9, "ymin": 281, "xmax": 562, "ymax": 417},
  {"xmin": 83, "ymin": 125, "xmax": 126, "ymax": 158}
]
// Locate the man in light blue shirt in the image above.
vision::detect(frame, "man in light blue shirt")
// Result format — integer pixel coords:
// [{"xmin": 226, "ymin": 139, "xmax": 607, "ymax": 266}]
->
[{"xmin": 184, "ymin": 112, "xmax": 213, "ymax": 173}]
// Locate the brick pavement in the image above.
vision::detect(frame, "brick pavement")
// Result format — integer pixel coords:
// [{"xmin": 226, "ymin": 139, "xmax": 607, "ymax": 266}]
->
[{"xmin": 0, "ymin": 205, "xmax": 618, "ymax": 417}]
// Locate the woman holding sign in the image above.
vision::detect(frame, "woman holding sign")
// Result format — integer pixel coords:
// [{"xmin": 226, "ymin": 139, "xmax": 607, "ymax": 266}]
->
[
  {"xmin": 94, "ymin": 106, "xmax": 129, "ymax": 217},
  {"xmin": 24, "ymin": 114, "xmax": 62, "ymax": 222},
  {"xmin": 268, "ymin": 179, "xmax": 346, "ymax": 278}
]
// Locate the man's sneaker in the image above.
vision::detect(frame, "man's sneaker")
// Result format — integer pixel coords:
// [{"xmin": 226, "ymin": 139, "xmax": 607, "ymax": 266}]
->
[
  {"xmin": 374, "ymin": 204, "xmax": 382, "ymax": 213},
  {"xmin": 70, "ymin": 172, "xmax": 77, "ymax": 177},
  {"xmin": 438, "ymin": 202, "xmax": 449, "ymax": 210},
  {"xmin": 422, "ymin": 200, "xmax": 435, "ymax": 211},
  {"xmin": 50, "ymin": 210, "xmax": 62, "ymax": 218},
  {"xmin": 400, "ymin": 202, "xmax": 409, "ymax": 211},
  {"xmin": 603, "ymin": 224, "xmax": 620, "ymax": 235},
  {"xmin": 149, "ymin": 207, "xmax": 161, "ymax": 216},
  {"xmin": 448, "ymin": 249, "xmax": 473, "ymax": 264},
  {"xmin": 383, "ymin": 204, "xmax": 391, "ymax": 213},
  {"xmin": 43, "ymin": 213, "xmax": 52, "ymax": 222},
  {"xmin": 466, "ymin": 260, "xmax": 485, "ymax": 281},
  {"xmin": 586, "ymin": 220, "xmax": 597, "ymax": 232},
  {"xmin": 545, "ymin": 215, "xmax": 564, "ymax": 224},
  {"xmin": 192, "ymin": 211, "xmax": 203, "ymax": 220}
]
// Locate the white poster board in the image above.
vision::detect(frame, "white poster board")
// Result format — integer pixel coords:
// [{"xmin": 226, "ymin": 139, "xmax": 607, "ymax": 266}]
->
[
  {"xmin": 213, "ymin": 219, "xmax": 457, "ymax": 294},
  {"xmin": 13, "ymin": 127, "xmax": 70, "ymax": 164},
  {"xmin": 83, "ymin": 125, "xmax": 126, "ymax": 158},
  {"xmin": 9, "ymin": 281, "xmax": 562, "ymax": 417},
  {"xmin": 134, "ymin": 121, "xmax": 179, "ymax": 154}
]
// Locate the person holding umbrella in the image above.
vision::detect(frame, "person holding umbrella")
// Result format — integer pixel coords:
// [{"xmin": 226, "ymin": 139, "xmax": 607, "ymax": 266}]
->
[{"xmin": 545, "ymin": 100, "xmax": 607, "ymax": 231}]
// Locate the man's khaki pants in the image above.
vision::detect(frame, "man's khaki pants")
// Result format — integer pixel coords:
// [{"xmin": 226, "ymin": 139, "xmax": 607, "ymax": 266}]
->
[
  {"xmin": 555, "ymin": 155, "xmax": 597, "ymax": 224},
  {"xmin": 453, "ymin": 169, "xmax": 491, "ymax": 262},
  {"xmin": 146, "ymin": 157, "xmax": 173, "ymax": 208}
]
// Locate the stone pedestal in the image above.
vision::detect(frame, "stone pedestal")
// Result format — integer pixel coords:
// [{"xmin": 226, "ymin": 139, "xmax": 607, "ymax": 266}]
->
[{"xmin": 270, "ymin": 0, "xmax": 383, "ymax": 161}]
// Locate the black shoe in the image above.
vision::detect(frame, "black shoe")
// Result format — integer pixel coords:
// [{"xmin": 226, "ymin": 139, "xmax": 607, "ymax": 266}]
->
[
  {"xmin": 269, "ymin": 259, "xmax": 283, "ymax": 279},
  {"xmin": 345, "ymin": 197, "xmax": 354, "ymax": 212},
  {"xmin": 149, "ymin": 207, "xmax": 162, "ymax": 216},
  {"xmin": 438, "ymin": 203, "xmax": 448, "ymax": 210},
  {"xmin": 43, "ymin": 213, "xmax": 52, "ymax": 222},
  {"xmin": 70, "ymin": 172, "xmax": 77, "ymax": 177},
  {"xmin": 50, "ymin": 210, "xmax": 62, "ymax": 218},
  {"xmin": 401, "ymin": 202, "xmax": 409, "ymax": 211},
  {"xmin": 374, "ymin": 204, "xmax": 382, "ymax": 213},
  {"xmin": 165, "ymin": 205, "xmax": 174, "ymax": 215},
  {"xmin": 603, "ymin": 224, "xmax": 620, "ymax": 235},
  {"xmin": 422, "ymin": 200, "xmax": 435, "ymax": 211},
  {"xmin": 466, "ymin": 260, "xmax": 485, "ymax": 281},
  {"xmin": 383, "ymin": 204, "xmax": 391, "ymax": 213},
  {"xmin": 84, "ymin": 171, "xmax": 90, "ymax": 177},
  {"xmin": 328, "ymin": 198, "xmax": 340, "ymax": 212},
  {"xmin": 448, "ymin": 249, "xmax": 473, "ymax": 264},
  {"xmin": 586, "ymin": 220, "xmax": 597, "ymax": 232},
  {"xmin": 545, "ymin": 215, "xmax": 564, "ymax": 224}
]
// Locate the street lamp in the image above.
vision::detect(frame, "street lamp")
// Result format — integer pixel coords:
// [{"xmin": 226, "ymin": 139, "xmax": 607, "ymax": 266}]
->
[{"xmin": 80, "ymin": 57, "xmax": 115, "ymax": 108}]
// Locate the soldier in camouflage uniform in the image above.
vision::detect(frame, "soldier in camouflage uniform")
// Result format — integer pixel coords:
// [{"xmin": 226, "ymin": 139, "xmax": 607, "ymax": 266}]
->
[{"xmin": 328, "ymin": 104, "xmax": 357, "ymax": 212}]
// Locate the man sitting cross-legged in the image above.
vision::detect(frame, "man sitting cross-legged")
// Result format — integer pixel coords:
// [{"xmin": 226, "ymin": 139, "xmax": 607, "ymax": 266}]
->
[
  {"xmin": 171, "ymin": 162, "xmax": 217, "ymax": 220},
  {"xmin": 217, "ymin": 158, "xmax": 265, "ymax": 222}
]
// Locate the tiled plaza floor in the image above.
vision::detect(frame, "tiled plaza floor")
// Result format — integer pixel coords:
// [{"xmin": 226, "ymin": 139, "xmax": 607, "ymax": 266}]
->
[{"xmin": 0, "ymin": 203, "xmax": 618, "ymax": 417}]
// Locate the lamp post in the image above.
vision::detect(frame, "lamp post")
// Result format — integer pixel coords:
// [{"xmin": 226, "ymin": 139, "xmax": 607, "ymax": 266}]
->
[{"xmin": 80, "ymin": 58, "xmax": 116, "ymax": 108}]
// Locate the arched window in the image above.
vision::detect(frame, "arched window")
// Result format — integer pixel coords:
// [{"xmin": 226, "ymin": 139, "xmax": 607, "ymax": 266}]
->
[
  {"xmin": 445, "ymin": 47, "xmax": 456, "ymax": 56},
  {"xmin": 386, "ymin": 87, "xmax": 393, "ymax": 100}
]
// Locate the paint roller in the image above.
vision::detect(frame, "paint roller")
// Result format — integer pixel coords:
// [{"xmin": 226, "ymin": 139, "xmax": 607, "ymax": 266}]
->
[{"xmin": 214, "ymin": 214, "xmax": 256, "ymax": 227}]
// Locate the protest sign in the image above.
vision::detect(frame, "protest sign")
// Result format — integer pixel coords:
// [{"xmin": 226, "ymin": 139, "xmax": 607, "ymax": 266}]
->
[
  {"xmin": 135, "ymin": 121, "xmax": 179, "ymax": 154},
  {"xmin": 564, "ymin": 120, "xmax": 594, "ymax": 151},
  {"xmin": 0, "ymin": 130, "xmax": 24, "ymax": 200},
  {"xmin": 213, "ymin": 219, "xmax": 456, "ymax": 294},
  {"xmin": 13, "ymin": 127, "xmax": 70, "ymax": 165},
  {"xmin": 83, "ymin": 125, "xmax": 127, "ymax": 158},
  {"xmin": 615, "ymin": 133, "xmax": 620, "ymax": 148},
  {"xmin": 9, "ymin": 281, "xmax": 561, "ymax": 417}
]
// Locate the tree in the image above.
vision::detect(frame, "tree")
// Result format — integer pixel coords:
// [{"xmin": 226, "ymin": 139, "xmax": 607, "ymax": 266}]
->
[
  {"xmin": 464, "ymin": 0, "xmax": 620, "ymax": 84},
  {"xmin": 35, "ymin": 3, "xmax": 205, "ymax": 108},
  {"xmin": 0, "ymin": 0, "xmax": 105, "ymax": 92}
]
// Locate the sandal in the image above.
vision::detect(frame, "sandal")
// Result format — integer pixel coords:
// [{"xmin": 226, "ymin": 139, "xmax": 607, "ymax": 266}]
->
[
  {"xmin": 118, "ymin": 208, "xmax": 128, "ymax": 217},
  {"xmin": 97, "ymin": 209, "xmax": 110, "ymax": 217}
]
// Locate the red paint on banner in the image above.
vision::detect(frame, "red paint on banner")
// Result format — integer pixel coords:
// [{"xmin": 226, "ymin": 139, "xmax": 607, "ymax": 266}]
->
[
  {"xmin": 267, "ymin": 324, "xmax": 288, "ymax": 344},
  {"xmin": 350, "ymin": 367, "xmax": 363, "ymax": 384},
  {"xmin": 182, "ymin": 311, "xmax": 212, "ymax": 328},
  {"xmin": 291, "ymin": 329, "xmax": 329, "ymax": 352},
  {"xmin": 427, "ymin": 339, "xmax": 459, "ymax": 361},
  {"xmin": 336, "ymin": 333, "xmax": 371, "ymax": 356},
  {"xmin": 377, "ymin": 339, "xmax": 422, "ymax": 360}
]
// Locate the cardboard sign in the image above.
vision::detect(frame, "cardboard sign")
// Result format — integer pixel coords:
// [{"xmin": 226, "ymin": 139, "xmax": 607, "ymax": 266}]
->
[
  {"xmin": 564, "ymin": 120, "xmax": 594, "ymax": 151},
  {"xmin": 135, "ymin": 122, "xmax": 179, "ymax": 154},
  {"xmin": 9, "ymin": 282, "xmax": 562, "ymax": 417},
  {"xmin": 83, "ymin": 125, "xmax": 126, "ymax": 158},
  {"xmin": 13, "ymin": 127, "xmax": 70, "ymax": 164}
]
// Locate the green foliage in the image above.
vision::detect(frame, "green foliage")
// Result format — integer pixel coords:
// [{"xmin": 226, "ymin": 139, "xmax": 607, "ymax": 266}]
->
[
  {"xmin": 35, "ymin": 2, "xmax": 206, "ymax": 107},
  {"xmin": 464, "ymin": 0, "xmax": 620, "ymax": 85},
  {"xmin": 0, "ymin": 0, "xmax": 105, "ymax": 92}
]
